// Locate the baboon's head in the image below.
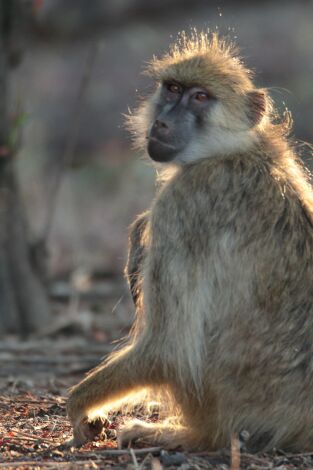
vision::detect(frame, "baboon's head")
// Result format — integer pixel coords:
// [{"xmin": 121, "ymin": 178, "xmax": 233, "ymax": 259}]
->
[{"xmin": 128, "ymin": 32, "xmax": 268, "ymax": 164}]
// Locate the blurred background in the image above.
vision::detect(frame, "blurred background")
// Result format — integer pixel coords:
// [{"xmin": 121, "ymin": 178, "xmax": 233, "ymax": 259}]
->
[{"xmin": 2, "ymin": 0, "xmax": 313, "ymax": 340}]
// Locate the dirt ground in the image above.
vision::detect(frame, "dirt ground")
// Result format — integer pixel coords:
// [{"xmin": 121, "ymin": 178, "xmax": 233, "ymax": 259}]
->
[
  {"xmin": 1, "ymin": 277, "xmax": 313, "ymax": 470},
  {"xmin": 2, "ymin": 338, "xmax": 313, "ymax": 470}
]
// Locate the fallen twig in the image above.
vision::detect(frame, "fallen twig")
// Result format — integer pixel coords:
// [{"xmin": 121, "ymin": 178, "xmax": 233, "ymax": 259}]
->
[
  {"xmin": 0, "ymin": 396, "xmax": 65, "ymax": 405},
  {"xmin": 230, "ymin": 433, "xmax": 240, "ymax": 470},
  {"xmin": 79, "ymin": 447, "xmax": 161, "ymax": 458},
  {"xmin": 0, "ymin": 461, "xmax": 100, "ymax": 468},
  {"xmin": 151, "ymin": 457, "xmax": 163, "ymax": 470},
  {"xmin": 130, "ymin": 447, "xmax": 139, "ymax": 469},
  {"xmin": 2, "ymin": 431, "xmax": 53, "ymax": 444},
  {"xmin": 284, "ymin": 451, "xmax": 313, "ymax": 458}
]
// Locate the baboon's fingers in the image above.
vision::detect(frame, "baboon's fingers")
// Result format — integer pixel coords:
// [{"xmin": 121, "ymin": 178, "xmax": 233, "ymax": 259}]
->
[{"xmin": 71, "ymin": 416, "xmax": 110, "ymax": 446}]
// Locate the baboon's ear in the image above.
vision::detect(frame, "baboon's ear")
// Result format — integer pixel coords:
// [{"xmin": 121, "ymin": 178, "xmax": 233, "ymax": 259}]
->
[{"xmin": 246, "ymin": 90, "xmax": 266, "ymax": 127}]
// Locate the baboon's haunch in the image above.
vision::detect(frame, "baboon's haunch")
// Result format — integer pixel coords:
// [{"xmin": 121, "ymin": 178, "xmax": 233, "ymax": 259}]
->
[{"xmin": 67, "ymin": 32, "xmax": 313, "ymax": 451}]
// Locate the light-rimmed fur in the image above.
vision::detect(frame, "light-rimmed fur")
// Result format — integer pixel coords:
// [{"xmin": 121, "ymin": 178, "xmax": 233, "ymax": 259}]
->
[{"xmin": 67, "ymin": 31, "xmax": 313, "ymax": 452}]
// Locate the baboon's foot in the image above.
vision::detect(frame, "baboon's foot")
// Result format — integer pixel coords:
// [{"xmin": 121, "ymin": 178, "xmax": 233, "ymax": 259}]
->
[{"xmin": 118, "ymin": 421, "xmax": 194, "ymax": 450}]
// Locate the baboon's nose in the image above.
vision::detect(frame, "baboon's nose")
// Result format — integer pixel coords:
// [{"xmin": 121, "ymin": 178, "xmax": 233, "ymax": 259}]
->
[{"xmin": 152, "ymin": 119, "xmax": 170, "ymax": 137}]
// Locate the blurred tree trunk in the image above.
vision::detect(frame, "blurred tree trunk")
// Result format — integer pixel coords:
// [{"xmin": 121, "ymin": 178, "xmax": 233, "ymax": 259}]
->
[{"xmin": 0, "ymin": 0, "xmax": 51, "ymax": 336}]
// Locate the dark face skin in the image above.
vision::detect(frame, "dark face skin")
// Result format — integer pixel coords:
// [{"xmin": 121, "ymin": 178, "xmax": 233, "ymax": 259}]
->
[{"xmin": 147, "ymin": 81, "xmax": 215, "ymax": 163}]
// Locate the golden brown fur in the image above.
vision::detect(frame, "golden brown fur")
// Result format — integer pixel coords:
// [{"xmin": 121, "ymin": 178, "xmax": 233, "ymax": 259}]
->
[{"xmin": 67, "ymin": 32, "xmax": 313, "ymax": 451}]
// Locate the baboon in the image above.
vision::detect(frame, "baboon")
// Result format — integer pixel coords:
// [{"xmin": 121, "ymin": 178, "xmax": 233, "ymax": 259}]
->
[{"xmin": 67, "ymin": 32, "xmax": 313, "ymax": 451}]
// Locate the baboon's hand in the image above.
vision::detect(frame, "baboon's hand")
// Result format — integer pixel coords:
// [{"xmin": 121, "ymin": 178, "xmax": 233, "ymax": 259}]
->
[{"xmin": 69, "ymin": 415, "xmax": 110, "ymax": 447}]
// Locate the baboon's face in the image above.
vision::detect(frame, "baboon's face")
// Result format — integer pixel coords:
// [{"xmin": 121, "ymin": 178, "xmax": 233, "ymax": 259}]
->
[{"xmin": 147, "ymin": 81, "xmax": 215, "ymax": 163}]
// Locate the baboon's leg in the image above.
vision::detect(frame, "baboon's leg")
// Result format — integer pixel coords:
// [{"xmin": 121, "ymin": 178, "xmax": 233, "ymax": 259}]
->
[
  {"xmin": 119, "ymin": 421, "xmax": 194, "ymax": 450},
  {"xmin": 119, "ymin": 420, "xmax": 219, "ymax": 451}
]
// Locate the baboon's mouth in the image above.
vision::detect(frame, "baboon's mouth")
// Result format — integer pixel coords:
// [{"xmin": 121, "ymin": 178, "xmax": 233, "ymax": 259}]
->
[
  {"xmin": 148, "ymin": 136, "xmax": 176, "ymax": 150},
  {"xmin": 147, "ymin": 136, "xmax": 180, "ymax": 163}
]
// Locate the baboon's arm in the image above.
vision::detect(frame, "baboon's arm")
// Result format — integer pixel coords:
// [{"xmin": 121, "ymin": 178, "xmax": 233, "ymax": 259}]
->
[
  {"xmin": 67, "ymin": 212, "xmax": 151, "ymax": 445},
  {"xmin": 125, "ymin": 211, "xmax": 149, "ymax": 307},
  {"xmin": 67, "ymin": 343, "xmax": 154, "ymax": 445}
]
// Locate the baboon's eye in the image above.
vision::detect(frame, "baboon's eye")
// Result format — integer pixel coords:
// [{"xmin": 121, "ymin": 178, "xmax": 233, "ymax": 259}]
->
[
  {"xmin": 166, "ymin": 83, "xmax": 182, "ymax": 94},
  {"xmin": 193, "ymin": 92, "xmax": 210, "ymax": 102}
]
